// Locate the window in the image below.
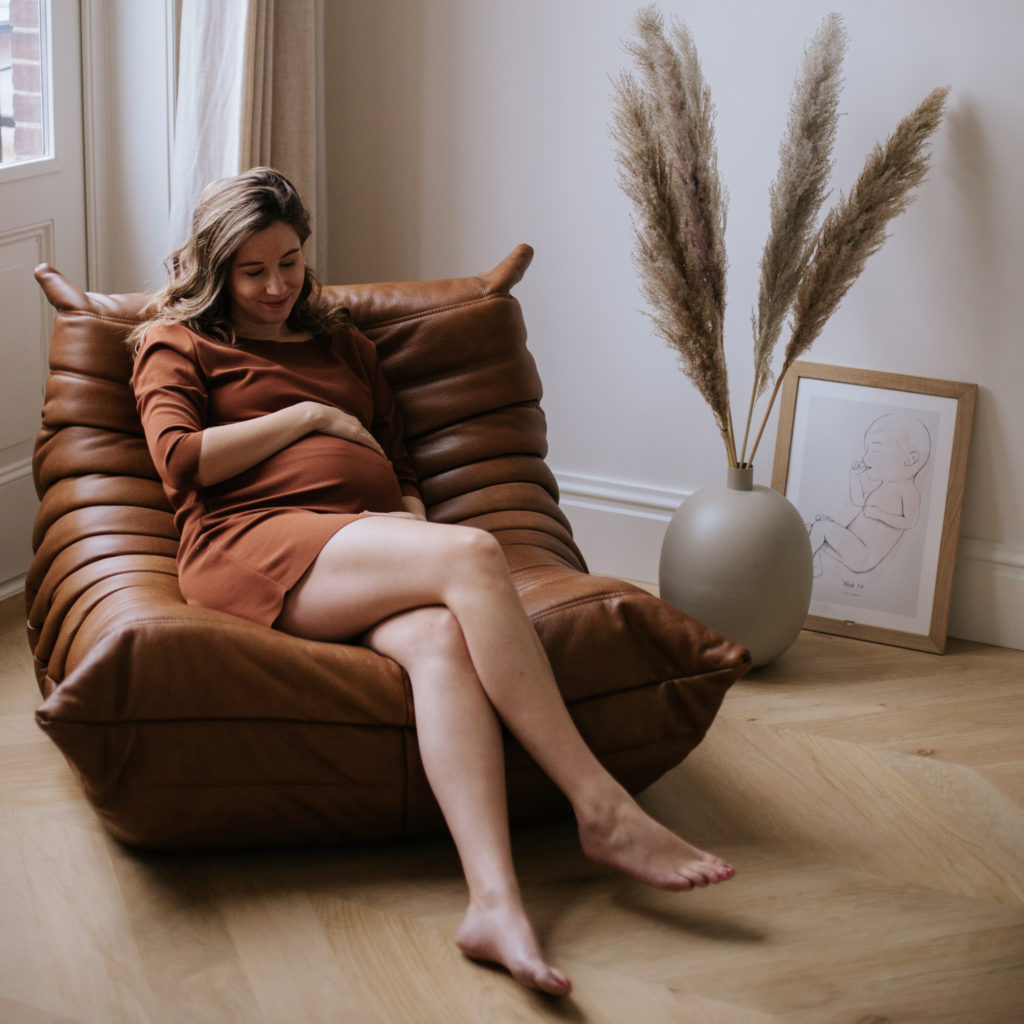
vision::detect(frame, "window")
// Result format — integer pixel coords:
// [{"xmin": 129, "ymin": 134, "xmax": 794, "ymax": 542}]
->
[{"xmin": 0, "ymin": 0, "xmax": 49, "ymax": 167}]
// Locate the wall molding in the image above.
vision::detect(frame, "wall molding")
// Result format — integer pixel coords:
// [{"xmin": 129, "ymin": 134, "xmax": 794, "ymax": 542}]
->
[
  {"xmin": 0, "ymin": 457, "xmax": 33, "ymax": 489},
  {"xmin": 555, "ymin": 469, "xmax": 1024, "ymax": 653},
  {"xmin": 0, "ymin": 574, "xmax": 27, "ymax": 603},
  {"xmin": 0, "ymin": 460, "xmax": 37, "ymax": 603},
  {"xmin": 0, "ymin": 218, "xmax": 54, "ymax": 384},
  {"xmin": 1, "ymin": 220, "xmax": 52, "ymax": 592}
]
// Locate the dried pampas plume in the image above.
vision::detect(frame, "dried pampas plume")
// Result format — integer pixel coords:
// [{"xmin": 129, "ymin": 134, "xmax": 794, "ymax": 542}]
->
[
  {"xmin": 745, "ymin": 83, "xmax": 951, "ymax": 464},
  {"xmin": 611, "ymin": 4, "xmax": 734, "ymax": 463},
  {"xmin": 610, "ymin": 5, "xmax": 950, "ymax": 468},
  {"xmin": 745, "ymin": 13, "xmax": 846, "ymax": 461}
]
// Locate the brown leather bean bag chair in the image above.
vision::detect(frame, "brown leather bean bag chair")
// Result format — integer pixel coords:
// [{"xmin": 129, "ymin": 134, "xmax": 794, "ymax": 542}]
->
[{"xmin": 26, "ymin": 244, "xmax": 750, "ymax": 850}]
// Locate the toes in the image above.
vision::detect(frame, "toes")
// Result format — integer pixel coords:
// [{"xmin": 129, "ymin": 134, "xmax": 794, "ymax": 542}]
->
[
  {"xmin": 536, "ymin": 968, "xmax": 572, "ymax": 997},
  {"xmin": 512, "ymin": 961, "xmax": 572, "ymax": 997},
  {"xmin": 705, "ymin": 860, "xmax": 735, "ymax": 883},
  {"xmin": 678, "ymin": 866, "xmax": 710, "ymax": 889},
  {"xmin": 675, "ymin": 858, "xmax": 736, "ymax": 888}
]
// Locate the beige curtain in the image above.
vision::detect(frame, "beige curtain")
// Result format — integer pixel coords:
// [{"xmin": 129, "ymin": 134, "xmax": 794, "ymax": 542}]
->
[{"xmin": 168, "ymin": 0, "xmax": 326, "ymax": 273}]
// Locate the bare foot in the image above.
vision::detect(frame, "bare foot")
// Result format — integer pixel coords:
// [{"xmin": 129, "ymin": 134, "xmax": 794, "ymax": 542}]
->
[
  {"xmin": 455, "ymin": 893, "xmax": 572, "ymax": 997},
  {"xmin": 577, "ymin": 790, "xmax": 734, "ymax": 891}
]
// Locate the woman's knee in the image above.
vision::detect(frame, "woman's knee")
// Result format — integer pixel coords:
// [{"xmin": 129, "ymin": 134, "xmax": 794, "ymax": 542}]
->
[
  {"xmin": 368, "ymin": 605, "xmax": 468, "ymax": 667},
  {"xmin": 441, "ymin": 526, "xmax": 509, "ymax": 585}
]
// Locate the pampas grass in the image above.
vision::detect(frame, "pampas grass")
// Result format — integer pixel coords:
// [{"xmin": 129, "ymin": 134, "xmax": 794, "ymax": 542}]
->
[
  {"xmin": 744, "ymin": 13, "xmax": 846, "ymax": 463},
  {"xmin": 745, "ymin": 83, "xmax": 952, "ymax": 464},
  {"xmin": 611, "ymin": 5, "xmax": 950, "ymax": 468},
  {"xmin": 611, "ymin": 5, "xmax": 734, "ymax": 463}
]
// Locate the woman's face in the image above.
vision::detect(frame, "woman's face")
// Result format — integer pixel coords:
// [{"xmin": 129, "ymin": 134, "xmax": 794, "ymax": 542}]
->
[{"xmin": 226, "ymin": 221, "xmax": 306, "ymax": 338}]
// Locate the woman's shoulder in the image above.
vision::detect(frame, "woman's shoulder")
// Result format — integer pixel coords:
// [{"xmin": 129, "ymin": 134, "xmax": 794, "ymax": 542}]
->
[
  {"xmin": 133, "ymin": 323, "xmax": 200, "ymax": 371},
  {"xmin": 138, "ymin": 322, "xmax": 238, "ymax": 364}
]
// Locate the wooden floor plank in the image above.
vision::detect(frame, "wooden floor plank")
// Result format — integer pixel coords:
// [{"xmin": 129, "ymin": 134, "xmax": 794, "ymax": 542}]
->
[
  {"xmin": 107, "ymin": 852, "xmax": 267, "ymax": 1024},
  {"xmin": 0, "ymin": 808, "xmax": 63, "ymax": 1019},
  {"xmin": 0, "ymin": 995, "xmax": 86, "ymax": 1024},
  {"xmin": 16, "ymin": 815, "xmax": 158, "ymax": 1024},
  {"xmin": 658, "ymin": 715, "xmax": 1023, "ymax": 904},
  {"xmin": 209, "ymin": 869, "xmax": 362, "ymax": 1024}
]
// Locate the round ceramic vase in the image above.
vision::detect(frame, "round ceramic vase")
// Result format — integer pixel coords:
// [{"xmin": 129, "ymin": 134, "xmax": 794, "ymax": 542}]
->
[{"xmin": 659, "ymin": 466, "xmax": 813, "ymax": 667}]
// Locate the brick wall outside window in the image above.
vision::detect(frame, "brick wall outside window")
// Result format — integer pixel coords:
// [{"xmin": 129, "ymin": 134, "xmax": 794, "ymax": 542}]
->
[{"xmin": 1, "ymin": 0, "xmax": 46, "ymax": 165}]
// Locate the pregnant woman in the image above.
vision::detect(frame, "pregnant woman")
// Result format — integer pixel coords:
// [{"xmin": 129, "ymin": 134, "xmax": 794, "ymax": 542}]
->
[{"xmin": 131, "ymin": 167, "xmax": 735, "ymax": 997}]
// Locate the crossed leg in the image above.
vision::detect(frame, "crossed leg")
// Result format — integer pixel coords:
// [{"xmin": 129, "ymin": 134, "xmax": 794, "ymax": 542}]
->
[
  {"xmin": 277, "ymin": 516, "xmax": 734, "ymax": 994},
  {"xmin": 363, "ymin": 605, "xmax": 572, "ymax": 995}
]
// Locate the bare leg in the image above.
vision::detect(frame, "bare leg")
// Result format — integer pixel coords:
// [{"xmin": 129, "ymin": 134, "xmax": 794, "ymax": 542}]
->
[
  {"xmin": 364, "ymin": 607, "xmax": 571, "ymax": 996},
  {"xmin": 281, "ymin": 517, "xmax": 733, "ymax": 886},
  {"xmin": 278, "ymin": 518, "xmax": 734, "ymax": 988}
]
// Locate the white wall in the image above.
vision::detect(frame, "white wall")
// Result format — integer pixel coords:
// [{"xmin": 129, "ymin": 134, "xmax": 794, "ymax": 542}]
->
[{"xmin": 323, "ymin": 0, "xmax": 1024, "ymax": 651}]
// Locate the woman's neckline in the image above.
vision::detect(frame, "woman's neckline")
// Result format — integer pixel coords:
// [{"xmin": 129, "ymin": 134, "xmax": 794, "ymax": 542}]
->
[{"xmin": 236, "ymin": 331, "xmax": 319, "ymax": 345}]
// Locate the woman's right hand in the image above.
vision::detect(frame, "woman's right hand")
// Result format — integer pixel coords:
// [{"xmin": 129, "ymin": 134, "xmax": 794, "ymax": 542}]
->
[
  {"xmin": 305, "ymin": 402, "xmax": 386, "ymax": 458},
  {"xmin": 197, "ymin": 400, "xmax": 386, "ymax": 487}
]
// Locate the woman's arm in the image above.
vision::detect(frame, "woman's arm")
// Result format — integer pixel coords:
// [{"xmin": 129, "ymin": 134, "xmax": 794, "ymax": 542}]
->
[
  {"xmin": 135, "ymin": 327, "xmax": 389, "ymax": 491},
  {"xmin": 196, "ymin": 400, "xmax": 386, "ymax": 488}
]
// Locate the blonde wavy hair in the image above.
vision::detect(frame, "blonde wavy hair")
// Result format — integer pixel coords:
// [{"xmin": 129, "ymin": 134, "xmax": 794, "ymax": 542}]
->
[{"xmin": 128, "ymin": 167, "xmax": 349, "ymax": 355}]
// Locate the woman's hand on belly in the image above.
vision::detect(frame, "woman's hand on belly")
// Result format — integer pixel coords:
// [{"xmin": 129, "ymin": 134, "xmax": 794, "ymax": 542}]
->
[
  {"xmin": 307, "ymin": 402, "xmax": 385, "ymax": 458},
  {"xmin": 196, "ymin": 400, "xmax": 383, "ymax": 488},
  {"xmin": 200, "ymin": 432, "xmax": 405, "ymax": 517}
]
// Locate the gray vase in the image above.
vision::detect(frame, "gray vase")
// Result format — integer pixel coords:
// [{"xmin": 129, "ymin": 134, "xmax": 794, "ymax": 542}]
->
[{"xmin": 659, "ymin": 466, "xmax": 813, "ymax": 667}]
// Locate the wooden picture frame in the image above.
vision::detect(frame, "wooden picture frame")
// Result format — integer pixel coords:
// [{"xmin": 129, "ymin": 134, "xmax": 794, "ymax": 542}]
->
[{"xmin": 771, "ymin": 362, "xmax": 977, "ymax": 654}]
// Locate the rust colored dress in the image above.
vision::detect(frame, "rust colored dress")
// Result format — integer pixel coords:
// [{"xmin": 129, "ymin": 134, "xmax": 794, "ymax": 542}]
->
[{"xmin": 133, "ymin": 323, "xmax": 421, "ymax": 627}]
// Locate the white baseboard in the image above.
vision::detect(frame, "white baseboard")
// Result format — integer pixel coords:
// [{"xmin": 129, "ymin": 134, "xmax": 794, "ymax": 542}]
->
[
  {"xmin": 556, "ymin": 470, "xmax": 1024, "ymax": 653},
  {"xmin": 947, "ymin": 539, "xmax": 1024, "ymax": 651},
  {"xmin": 555, "ymin": 472, "xmax": 677, "ymax": 585},
  {"xmin": 0, "ymin": 574, "xmax": 26, "ymax": 603}
]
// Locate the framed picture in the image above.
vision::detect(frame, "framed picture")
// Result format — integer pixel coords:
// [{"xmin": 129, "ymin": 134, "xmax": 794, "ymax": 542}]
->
[{"xmin": 771, "ymin": 362, "xmax": 977, "ymax": 654}]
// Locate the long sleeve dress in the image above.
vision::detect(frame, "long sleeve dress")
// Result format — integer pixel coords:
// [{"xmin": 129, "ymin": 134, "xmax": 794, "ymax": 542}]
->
[{"xmin": 133, "ymin": 322, "xmax": 421, "ymax": 627}]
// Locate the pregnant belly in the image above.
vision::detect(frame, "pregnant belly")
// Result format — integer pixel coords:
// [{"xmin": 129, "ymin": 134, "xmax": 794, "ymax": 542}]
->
[{"xmin": 202, "ymin": 433, "xmax": 405, "ymax": 517}]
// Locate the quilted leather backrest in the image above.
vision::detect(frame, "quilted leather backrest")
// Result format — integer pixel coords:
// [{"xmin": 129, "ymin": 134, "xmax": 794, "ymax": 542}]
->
[
  {"xmin": 28, "ymin": 246, "xmax": 585, "ymax": 694},
  {"xmin": 325, "ymin": 246, "xmax": 580, "ymax": 558}
]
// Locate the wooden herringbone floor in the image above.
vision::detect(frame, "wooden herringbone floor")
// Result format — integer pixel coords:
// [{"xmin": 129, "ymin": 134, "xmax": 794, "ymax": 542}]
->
[{"xmin": 1, "ymin": 591, "xmax": 1022, "ymax": 1023}]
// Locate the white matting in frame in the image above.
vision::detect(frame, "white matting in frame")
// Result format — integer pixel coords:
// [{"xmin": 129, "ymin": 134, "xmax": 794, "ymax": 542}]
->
[{"xmin": 771, "ymin": 362, "xmax": 977, "ymax": 653}]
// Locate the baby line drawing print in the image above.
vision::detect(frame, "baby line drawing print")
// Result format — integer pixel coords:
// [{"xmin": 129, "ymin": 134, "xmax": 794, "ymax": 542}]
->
[
  {"xmin": 807, "ymin": 412, "xmax": 932, "ymax": 579},
  {"xmin": 773, "ymin": 362, "xmax": 976, "ymax": 652}
]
